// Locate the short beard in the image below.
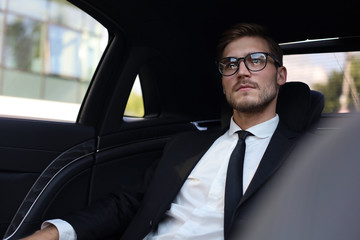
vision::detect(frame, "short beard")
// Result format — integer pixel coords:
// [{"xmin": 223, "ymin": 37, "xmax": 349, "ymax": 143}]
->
[
  {"xmin": 228, "ymin": 89, "xmax": 277, "ymax": 114},
  {"xmin": 226, "ymin": 78, "xmax": 279, "ymax": 114}
]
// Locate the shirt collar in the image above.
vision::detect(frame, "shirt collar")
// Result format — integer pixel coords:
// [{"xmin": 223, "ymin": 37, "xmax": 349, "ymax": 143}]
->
[{"xmin": 228, "ymin": 114, "xmax": 279, "ymax": 139}]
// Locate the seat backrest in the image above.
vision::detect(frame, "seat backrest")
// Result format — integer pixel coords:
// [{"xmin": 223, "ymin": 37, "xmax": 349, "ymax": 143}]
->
[
  {"xmin": 276, "ymin": 81, "xmax": 324, "ymax": 132},
  {"xmin": 221, "ymin": 81, "xmax": 325, "ymax": 132}
]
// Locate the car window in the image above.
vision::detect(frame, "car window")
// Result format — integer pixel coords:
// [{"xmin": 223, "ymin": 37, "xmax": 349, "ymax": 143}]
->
[
  {"xmin": 284, "ymin": 51, "xmax": 360, "ymax": 113},
  {"xmin": 124, "ymin": 75, "xmax": 144, "ymax": 117},
  {"xmin": 0, "ymin": 0, "xmax": 108, "ymax": 121}
]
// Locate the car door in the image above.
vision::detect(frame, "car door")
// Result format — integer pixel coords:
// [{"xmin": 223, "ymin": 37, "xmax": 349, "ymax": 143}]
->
[
  {"xmin": 0, "ymin": 118, "xmax": 95, "ymax": 237},
  {"xmin": 0, "ymin": 0, "xmax": 223, "ymax": 238},
  {"xmin": 0, "ymin": 0, "xmax": 100, "ymax": 237}
]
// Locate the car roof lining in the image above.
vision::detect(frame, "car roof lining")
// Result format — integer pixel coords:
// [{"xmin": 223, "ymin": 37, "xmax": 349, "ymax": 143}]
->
[
  {"xmin": 70, "ymin": 0, "xmax": 360, "ymax": 46},
  {"xmin": 281, "ymin": 36, "xmax": 360, "ymax": 55}
]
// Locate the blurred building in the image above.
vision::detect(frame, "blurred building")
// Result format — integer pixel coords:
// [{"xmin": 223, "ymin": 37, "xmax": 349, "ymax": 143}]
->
[{"xmin": 0, "ymin": 0, "xmax": 107, "ymax": 104}]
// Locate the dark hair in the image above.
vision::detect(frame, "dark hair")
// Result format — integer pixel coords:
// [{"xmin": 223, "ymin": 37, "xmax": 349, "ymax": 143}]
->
[{"xmin": 217, "ymin": 23, "xmax": 283, "ymax": 66}]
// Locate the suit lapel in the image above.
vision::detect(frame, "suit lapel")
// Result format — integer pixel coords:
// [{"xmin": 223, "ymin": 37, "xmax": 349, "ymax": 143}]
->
[
  {"xmin": 224, "ymin": 122, "xmax": 298, "ymax": 238},
  {"xmin": 124, "ymin": 123, "xmax": 298, "ymax": 239},
  {"xmin": 121, "ymin": 129, "xmax": 223, "ymax": 240},
  {"xmin": 229, "ymin": 123, "xmax": 297, "ymax": 211},
  {"xmin": 240, "ymin": 122, "xmax": 298, "ymax": 204},
  {"xmin": 152, "ymin": 129, "xmax": 223, "ymax": 220}
]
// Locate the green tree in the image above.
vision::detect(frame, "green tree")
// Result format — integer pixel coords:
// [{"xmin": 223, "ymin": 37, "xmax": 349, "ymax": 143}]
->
[
  {"xmin": 313, "ymin": 55, "xmax": 360, "ymax": 113},
  {"xmin": 313, "ymin": 71, "xmax": 343, "ymax": 113},
  {"xmin": 350, "ymin": 56, "xmax": 360, "ymax": 109}
]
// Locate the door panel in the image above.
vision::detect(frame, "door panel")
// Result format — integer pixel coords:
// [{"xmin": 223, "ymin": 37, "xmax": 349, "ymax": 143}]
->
[
  {"xmin": 2, "ymin": 119, "xmax": 201, "ymax": 239},
  {"xmin": 0, "ymin": 117, "xmax": 95, "ymax": 238},
  {"xmin": 4, "ymin": 153, "xmax": 95, "ymax": 239},
  {"xmin": 90, "ymin": 137, "xmax": 169, "ymax": 204}
]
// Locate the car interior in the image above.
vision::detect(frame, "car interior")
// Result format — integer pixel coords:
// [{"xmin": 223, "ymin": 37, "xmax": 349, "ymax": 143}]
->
[{"xmin": 1, "ymin": 0, "xmax": 360, "ymax": 239}]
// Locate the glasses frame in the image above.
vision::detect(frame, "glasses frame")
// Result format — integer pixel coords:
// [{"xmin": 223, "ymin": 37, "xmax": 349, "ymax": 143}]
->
[{"xmin": 217, "ymin": 52, "xmax": 282, "ymax": 76}]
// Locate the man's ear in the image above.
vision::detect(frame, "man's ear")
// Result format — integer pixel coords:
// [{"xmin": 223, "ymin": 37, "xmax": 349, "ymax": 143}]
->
[{"xmin": 277, "ymin": 66, "xmax": 287, "ymax": 86}]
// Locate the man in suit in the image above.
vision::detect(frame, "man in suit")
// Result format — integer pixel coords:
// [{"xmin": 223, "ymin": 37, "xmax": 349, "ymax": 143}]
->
[{"xmin": 23, "ymin": 23, "xmax": 296, "ymax": 240}]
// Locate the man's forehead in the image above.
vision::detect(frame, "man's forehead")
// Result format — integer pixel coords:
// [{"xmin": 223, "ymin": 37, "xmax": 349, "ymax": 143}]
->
[{"xmin": 223, "ymin": 36, "xmax": 270, "ymax": 57}]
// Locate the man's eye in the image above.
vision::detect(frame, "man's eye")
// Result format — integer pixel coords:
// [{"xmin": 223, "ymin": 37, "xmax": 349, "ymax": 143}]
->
[
  {"xmin": 225, "ymin": 63, "xmax": 237, "ymax": 69},
  {"xmin": 250, "ymin": 59, "xmax": 262, "ymax": 65}
]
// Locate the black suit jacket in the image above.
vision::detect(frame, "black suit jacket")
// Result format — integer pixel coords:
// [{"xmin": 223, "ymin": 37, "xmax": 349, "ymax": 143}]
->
[{"xmin": 66, "ymin": 121, "xmax": 298, "ymax": 240}]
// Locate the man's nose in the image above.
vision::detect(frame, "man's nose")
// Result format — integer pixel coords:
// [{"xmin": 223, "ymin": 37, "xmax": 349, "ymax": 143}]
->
[{"xmin": 237, "ymin": 60, "xmax": 251, "ymax": 77}]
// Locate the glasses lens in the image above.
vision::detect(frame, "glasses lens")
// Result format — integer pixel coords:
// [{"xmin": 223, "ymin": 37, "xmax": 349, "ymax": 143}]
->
[
  {"xmin": 218, "ymin": 57, "xmax": 238, "ymax": 76},
  {"xmin": 245, "ymin": 53, "xmax": 267, "ymax": 71}
]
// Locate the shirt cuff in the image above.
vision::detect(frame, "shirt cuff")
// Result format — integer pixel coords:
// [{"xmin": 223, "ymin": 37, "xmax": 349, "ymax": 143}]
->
[{"xmin": 42, "ymin": 219, "xmax": 77, "ymax": 240}]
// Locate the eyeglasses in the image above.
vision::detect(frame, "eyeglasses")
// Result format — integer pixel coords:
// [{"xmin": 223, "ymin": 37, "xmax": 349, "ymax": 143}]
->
[{"xmin": 217, "ymin": 52, "xmax": 281, "ymax": 76}]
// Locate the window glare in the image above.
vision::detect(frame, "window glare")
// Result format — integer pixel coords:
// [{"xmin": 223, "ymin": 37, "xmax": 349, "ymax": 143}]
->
[
  {"xmin": 0, "ymin": 0, "xmax": 108, "ymax": 121},
  {"xmin": 284, "ymin": 51, "xmax": 360, "ymax": 113}
]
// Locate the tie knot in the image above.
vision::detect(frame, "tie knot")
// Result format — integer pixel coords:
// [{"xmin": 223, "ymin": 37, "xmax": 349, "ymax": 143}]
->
[{"xmin": 237, "ymin": 130, "xmax": 253, "ymax": 140}]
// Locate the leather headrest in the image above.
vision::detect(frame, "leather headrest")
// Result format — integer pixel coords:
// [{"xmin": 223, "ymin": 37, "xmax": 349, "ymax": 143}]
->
[{"xmin": 276, "ymin": 82, "xmax": 324, "ymax": 132}]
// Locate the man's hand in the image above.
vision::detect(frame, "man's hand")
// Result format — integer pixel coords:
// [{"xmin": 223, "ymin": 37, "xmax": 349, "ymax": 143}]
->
[{"xmin": 21, "ymin": 225, "xmax": 59, "ymax": 240}]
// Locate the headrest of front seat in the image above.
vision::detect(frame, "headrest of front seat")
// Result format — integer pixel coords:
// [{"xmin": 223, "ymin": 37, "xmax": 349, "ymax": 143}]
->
[
  {"xmin": 221, "ymin": 81, "xmax": 325, "ymax": 132},
  {"xmin": 276, "ymin": 81, "xmax": 324, "ymax": 132}
]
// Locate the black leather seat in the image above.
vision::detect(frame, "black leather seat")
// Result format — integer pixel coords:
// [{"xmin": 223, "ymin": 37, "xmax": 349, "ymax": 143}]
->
[{"xmin": 276, "ymin": 81, "xmax": 324, "ymax": 132}]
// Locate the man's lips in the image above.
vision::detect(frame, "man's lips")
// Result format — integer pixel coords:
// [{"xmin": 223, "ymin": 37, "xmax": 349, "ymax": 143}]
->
[{"xmin": 236, "ymin": 84, "xmax": 256, "ymax": 92}]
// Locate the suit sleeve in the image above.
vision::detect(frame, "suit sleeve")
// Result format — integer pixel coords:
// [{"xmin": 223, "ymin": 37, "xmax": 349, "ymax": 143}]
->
[
  {"xmin": 62, "ymin": 187, "xmax": 143, "ymax": 239},
  {"xmin": 60, "ymin": 131, "xmax": 196, "ymax": 240},
  {"xmin": 62, "ymin": 158, "xmax": 159, "ymax": 240}
]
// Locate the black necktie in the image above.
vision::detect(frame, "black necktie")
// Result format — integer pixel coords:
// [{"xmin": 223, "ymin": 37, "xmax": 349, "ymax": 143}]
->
[{"xmin": 224, "ymin": 130, "xmax": 253, "ymax": 235}]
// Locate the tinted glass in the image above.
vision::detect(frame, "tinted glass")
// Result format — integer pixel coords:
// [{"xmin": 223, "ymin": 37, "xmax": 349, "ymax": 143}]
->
[
  {"xmin": 0, "ymin": 0, "xmax": 108, "ymax": 121},
  {"xmin": 284, "ymin": 52, "xmax": 360, "ymax": 113}
]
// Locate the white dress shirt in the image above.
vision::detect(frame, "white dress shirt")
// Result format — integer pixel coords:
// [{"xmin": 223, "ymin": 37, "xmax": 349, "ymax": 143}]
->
[{"xmin": 45, "ymin": 115, "xmax": 279, "ymax": 240}]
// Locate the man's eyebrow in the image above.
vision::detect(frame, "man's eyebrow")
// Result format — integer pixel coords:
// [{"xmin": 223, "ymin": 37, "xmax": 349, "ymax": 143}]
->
[{"xmin": 223, "ymin": 51, "xmax": 260, "ymax": 58}]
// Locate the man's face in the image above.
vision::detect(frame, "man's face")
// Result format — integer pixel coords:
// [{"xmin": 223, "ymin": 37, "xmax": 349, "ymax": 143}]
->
[{"xmin": 221, "ymin": 36, "xmax": 286, "ymax": 114}]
